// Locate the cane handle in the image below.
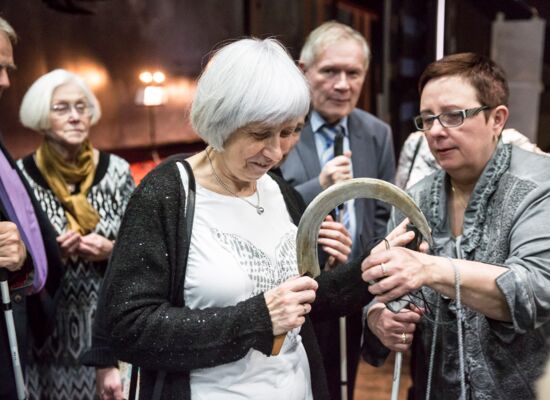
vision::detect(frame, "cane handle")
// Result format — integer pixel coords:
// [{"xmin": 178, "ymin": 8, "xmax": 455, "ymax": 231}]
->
[{"xmin": 271, "ymin": 334, "xmax": 285, "ymax": 355}]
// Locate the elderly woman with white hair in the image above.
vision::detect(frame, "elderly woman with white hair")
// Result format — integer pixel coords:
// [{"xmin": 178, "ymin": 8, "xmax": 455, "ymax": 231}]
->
[
  {"xmin": 92, "ymin": 38, "xmax": 374, "ymax": 400},
  {"xmin": 17, "ymin": 69, "xmax": 135, "ymax": 400}
]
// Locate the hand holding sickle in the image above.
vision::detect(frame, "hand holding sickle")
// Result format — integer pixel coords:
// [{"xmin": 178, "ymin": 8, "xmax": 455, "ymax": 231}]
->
[{"xmin": 289, "ymin": 177, "xmax": 433, "ymax": 399}]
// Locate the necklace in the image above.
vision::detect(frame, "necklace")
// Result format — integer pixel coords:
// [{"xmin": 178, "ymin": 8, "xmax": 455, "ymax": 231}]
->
[
  {"xmin": 451, "ymin": 184, "xmax": 469, "ymax": 209},
  {"xmin": 205, "ymin": 149, "xmax": 264, "ymax": 215}
]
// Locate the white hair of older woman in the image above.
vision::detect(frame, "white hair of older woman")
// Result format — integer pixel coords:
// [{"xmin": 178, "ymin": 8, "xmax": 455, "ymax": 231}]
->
[
  {"xmin": 0, "ymin": 16, "xmax": 17, "ymax": 44},
  {"xmin": 19, "ymin": 68, "xmax": 102, "ymax": 132},
  {"xmin": 191, "ymin": 37, "xmax": 310, "ymax": 151}
]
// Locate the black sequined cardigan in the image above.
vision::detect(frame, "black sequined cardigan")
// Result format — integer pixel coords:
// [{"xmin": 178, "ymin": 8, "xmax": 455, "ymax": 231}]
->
[{"xmin": 91, "ymin": 156, "xmax": 373, "ymax": 399}]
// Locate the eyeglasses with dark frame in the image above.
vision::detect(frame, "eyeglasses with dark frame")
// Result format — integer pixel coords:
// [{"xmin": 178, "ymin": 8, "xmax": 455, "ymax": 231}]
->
[
  {"xmin": 413, "ymin": 105, "xmax": 489, "ymax": 131},
  {"xmin": 51, "ymin": 101, "xmax": 92, "ymax": 117}
]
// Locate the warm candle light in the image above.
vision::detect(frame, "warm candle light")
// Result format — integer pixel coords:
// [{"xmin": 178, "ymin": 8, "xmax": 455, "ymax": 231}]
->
[
  {"xmin": 152, "ymin": 71, "xmax": 165, "ymax": 84},
  {"xmin": 143, "ymin": 86, "xmax": 165, "ymax": 106},
  {"xmin": 139, "ymin": 71, "xmax": 153, "ymax": 84},
  {"xmin": 63, "ymin": 60, "xmax": 109, "ymax": 91}
]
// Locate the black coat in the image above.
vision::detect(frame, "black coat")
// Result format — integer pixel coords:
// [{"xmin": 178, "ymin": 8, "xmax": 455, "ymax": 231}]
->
[{"xmin": 0, "ymin": 139, "xmax": 62, "ymax": 400}]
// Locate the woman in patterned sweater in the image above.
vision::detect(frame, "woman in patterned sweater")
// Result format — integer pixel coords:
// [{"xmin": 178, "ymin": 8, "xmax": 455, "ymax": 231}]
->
[{"xmin": 17, "ymin": 69, "xmax": 135, "ymax": 400}]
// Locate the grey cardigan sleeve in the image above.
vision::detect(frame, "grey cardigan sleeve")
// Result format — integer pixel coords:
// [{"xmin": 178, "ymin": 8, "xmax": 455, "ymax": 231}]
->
[
  {"xmin": 493, "ymin": 182, "xmax": 550, "ymax": 341},
  {"xmin": 96, "ymin": 161, "xmax": 274, "ymax": 372}
]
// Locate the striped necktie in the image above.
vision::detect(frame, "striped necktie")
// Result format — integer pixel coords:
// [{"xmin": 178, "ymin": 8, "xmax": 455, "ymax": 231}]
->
[
  {"xmin": 319, "ymin": 124, "xmax": 338, "ymax": 166},
  {"xmin": 318, "ymin": 125, "xmax": 351, "ymax": 231}
]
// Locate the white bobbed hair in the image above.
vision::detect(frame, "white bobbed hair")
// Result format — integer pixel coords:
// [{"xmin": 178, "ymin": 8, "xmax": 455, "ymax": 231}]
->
[
  {"xmin": 19, "ymin": 69, "xmax": 101, "ymax": 132},
  {"xmin": 190, "ymin": 38, "xmax": 310, "ymax": 151}
]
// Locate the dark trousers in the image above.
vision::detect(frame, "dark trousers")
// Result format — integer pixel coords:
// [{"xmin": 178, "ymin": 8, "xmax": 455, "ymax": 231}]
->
[
  {"xmin": 0, "ymin": 297, "xmax": 27, "ymax": 400},
  {"xmin": 314, "ymin": 310, "xmax": 362, "ymax": 400}
]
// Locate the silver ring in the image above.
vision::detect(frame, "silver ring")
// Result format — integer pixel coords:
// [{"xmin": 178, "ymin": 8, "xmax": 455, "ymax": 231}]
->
[
  {"xmin": 401, "ymin": 332, "xmax": 407, "ymax": 344},
  {"xmin": 380, "ymin": 263, "xmax": 388, "ymax": 277}
]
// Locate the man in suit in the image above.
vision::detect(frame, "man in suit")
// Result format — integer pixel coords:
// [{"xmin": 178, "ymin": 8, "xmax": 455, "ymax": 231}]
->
[
  {"xmin": 0, "ymin": 17, "xmax": 61, "ymax": 399},
  {"xmin": 281, "ymin": 21, "xmax": 395, "ymax": 400}
]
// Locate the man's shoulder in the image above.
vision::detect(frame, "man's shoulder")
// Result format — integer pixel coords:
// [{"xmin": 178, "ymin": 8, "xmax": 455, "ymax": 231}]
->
[{"xmin": 348, "ymin": 108, "xmax": 391, "ymax": 134}]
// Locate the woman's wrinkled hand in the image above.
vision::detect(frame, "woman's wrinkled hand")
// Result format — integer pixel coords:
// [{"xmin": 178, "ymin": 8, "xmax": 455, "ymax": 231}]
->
[
  {"xmin": 77, "ymin": 233, "xmax": 114, "ymax": 262},
  {"xmin": 367, "ymin": 303, "xmax": 423, "ymax": 352},
  {"xmin": 264, "ymin": 276, "xmax": 318, "ymax": 336},
  {"xmin": 370, "ymin": 218, "xmax": 430, "ymax": 256},
  {"xmin": 361, "ymin": 247, "xmax": 435, "ymax": 304},
  {"xmin": 95, "ymin": 367, "xmax": 124, "ymax": 400},
  {"xmin": 0, "ymin": 221, "xmax": 26, "ymax": 272},
  {"xmin": 57, "ymin": 230, "xmax": 81, "ymax": 259},
  {"xmin": 318, "ymin": 214, "xmax": 352, "ymax": 266}
]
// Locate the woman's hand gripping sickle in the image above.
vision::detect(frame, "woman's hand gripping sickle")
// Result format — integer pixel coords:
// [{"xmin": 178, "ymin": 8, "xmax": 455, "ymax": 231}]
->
[
  {"xmin": 361, "ymin": 218, "xmax": 430, "ymax": 351},
  {"xmin": 264, "ymin": 275, "xmax": 318, "ymax": 336}
]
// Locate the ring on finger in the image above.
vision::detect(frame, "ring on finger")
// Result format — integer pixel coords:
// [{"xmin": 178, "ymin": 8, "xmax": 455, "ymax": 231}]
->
[
  {"xmin": 380, "ymin": 262, "xmax": 388, "ymax": 277},
  {"xmin": 401, "ymin": 332, "xmax": 407, "ymax": 344},
  {"xmin": 303, "ymin": 304, "xmax": 308, "ymax": 315}
]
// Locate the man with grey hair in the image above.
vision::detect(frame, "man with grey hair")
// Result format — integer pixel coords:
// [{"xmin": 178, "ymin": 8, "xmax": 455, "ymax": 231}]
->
[
  {"xmin": 281, "ymin": 21, "xmax": 395, "ymax": 400},
  {"xmin": 0, "ymin": 16, "xmax": 61, "ymax": 399}
]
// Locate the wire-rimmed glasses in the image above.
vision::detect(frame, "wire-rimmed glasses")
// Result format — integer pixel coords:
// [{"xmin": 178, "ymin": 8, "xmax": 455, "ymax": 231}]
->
[
  {"xmin": 51, "ymin": 101, "xmax": 92, "ymax": 117},
  {"xmin": 413, "ymin": 105, "xmax": 489, "ymax": 131}
]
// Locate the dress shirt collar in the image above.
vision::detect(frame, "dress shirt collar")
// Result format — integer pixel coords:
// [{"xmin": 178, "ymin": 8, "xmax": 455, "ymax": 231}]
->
[{"xmin": 310, "ymin": 110, "xmax": 348, "ymax": 136}]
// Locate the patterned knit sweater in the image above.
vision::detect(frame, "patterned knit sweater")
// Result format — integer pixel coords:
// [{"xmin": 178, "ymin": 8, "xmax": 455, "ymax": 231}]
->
[{"xmin": 18, "ymin": 151, "xmax": 134, "ymax": 400}]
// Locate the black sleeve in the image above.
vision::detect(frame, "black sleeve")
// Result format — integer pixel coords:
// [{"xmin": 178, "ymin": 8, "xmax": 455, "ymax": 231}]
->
[{"xmin": 310, "ymin": 253, "xmax": 374, "ymax": 322}]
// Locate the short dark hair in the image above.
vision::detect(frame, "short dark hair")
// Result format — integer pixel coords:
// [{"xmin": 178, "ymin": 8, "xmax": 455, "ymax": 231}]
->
[{"xmin": 418, "ymin": 53, "xmax": 509, "ymax": 108}]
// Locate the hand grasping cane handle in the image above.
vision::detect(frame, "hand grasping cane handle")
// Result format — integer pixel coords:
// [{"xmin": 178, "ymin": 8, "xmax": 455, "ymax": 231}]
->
[
  {"xmin": 0, "ymin": 269, "xmax": 27, "ymax": 400},
  {"xmin": 272, "ymin": 178, "xmax": 433, "ymax": 368}
]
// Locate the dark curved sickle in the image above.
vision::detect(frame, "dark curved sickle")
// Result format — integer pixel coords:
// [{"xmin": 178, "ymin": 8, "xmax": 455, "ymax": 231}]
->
[{"xmin": 296, "ymin": 178, "xmax": 433, "ymax": 278}]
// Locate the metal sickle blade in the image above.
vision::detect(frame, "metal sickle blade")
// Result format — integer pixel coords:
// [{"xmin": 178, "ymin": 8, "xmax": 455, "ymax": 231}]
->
[{"xmin": 296, "ymin": 178, "xmax": 433, "ymax": 278}]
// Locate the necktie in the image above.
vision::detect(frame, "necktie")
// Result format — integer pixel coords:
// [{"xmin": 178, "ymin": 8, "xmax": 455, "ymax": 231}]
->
[
  {"xmin": 318, "ymin": 124, "xmax": 338, "ymax": 166},
  {"xmin": 318, "ymin": 125, "xmax": 351, "ymax": 232}
]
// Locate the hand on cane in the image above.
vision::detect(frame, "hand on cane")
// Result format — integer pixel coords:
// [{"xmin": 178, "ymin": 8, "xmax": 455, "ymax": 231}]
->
[
  {"xmin": 366, "ymin": 303, "xmax": 422, "ymax": 352},
  {"xmin": 0, "ymin": 222, "xmax": 26, "ymax": 272},
  {"xmin": 0, "ymin": 223, "xmax": 28, "ymax": 400}
]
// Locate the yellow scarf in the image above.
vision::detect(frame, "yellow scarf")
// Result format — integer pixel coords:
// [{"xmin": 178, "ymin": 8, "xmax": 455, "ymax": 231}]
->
[{"xmin": 36, "ymin": 139, "xmax": 100, "ymax": 235}]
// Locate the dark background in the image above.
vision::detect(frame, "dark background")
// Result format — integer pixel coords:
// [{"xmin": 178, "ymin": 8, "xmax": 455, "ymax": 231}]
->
[{"xmin": 0, "ymin": 0, "xmax": 548, "ymax": 162}]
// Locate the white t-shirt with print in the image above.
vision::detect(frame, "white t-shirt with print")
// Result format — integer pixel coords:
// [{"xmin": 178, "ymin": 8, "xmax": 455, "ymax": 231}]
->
[{"xmin": 183, "ymin": 173, "xmax": 312, "ymax": 400}]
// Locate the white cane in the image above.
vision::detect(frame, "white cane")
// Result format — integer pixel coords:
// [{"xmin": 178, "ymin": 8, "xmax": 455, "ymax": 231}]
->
[
  {"xmin": 339, "ymin": 316, "xmax": 348, "ymax": 400},
  {"xmin": 0, "ymin": 270, "xmax": 27, "ymax": 400},
  {"xmin": 388, "ymin": 224, "xmax": 425, "ymax": 400},
  {"xmin": 333, "ymin": 201, "xmax": 348, "ymax": 399},
  {"xmin": 333, "ymin": 132, "xmax": 349, "ymax": 400},
  {"xmin": 337, "ymin": 221, "xmax": 348, "ymax": 400},
  {"xmin": 336, "ymin": 204, "xmax": 348, "ymax": 400},
  {"xmin": 390, "ymin": 351, "xmax": 403, "ymax": 400}
]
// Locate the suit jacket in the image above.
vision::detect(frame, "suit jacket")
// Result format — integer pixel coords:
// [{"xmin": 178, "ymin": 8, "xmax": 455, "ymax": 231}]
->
[
  {"xmin": 280, "ymin": 108, "xmax": 396, "ymax": 258},
  {"xmin": 0, "ymin": 138, "xmax": 62, "ymax": 400}
]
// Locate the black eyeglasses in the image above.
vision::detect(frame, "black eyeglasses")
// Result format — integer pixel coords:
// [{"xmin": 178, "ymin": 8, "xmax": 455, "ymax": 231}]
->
[{"xmin": 413, "ymin": 105, "xmax": 489, "ymax": 131}]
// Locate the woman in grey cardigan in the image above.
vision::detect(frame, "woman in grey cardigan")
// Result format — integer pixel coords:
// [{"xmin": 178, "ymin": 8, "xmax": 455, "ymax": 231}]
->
[
  {"xmin": 94, "ymin": 38, "xmax": 375, "ymax": 400},
  {"xmin": 362, "ymin": 53, "xmax": 550, "ymax": 399}
]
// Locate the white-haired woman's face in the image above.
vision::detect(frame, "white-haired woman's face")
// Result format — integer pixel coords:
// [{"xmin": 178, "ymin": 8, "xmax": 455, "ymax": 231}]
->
[
  {"xmin": 47, "ymin": 82, "xmax": 92, "ymax": 150},
  {"xmin": 220, "ymin": 116, "xmax": 305, "ymax": 183}
]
